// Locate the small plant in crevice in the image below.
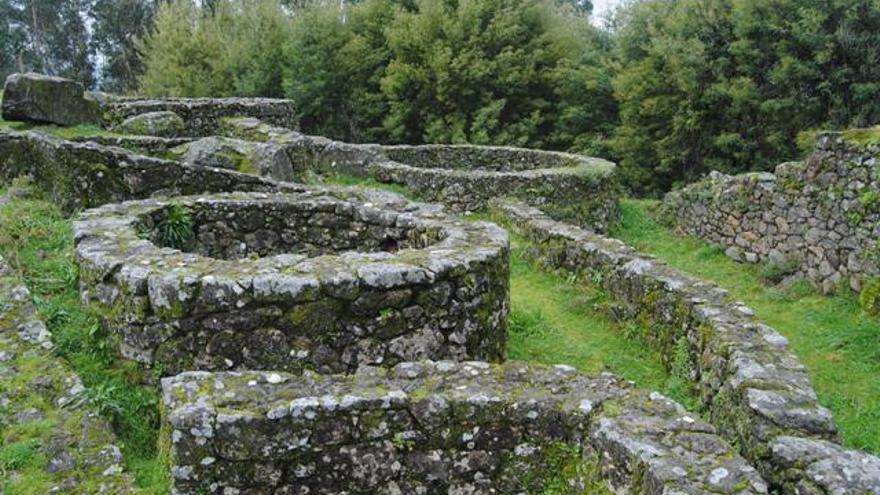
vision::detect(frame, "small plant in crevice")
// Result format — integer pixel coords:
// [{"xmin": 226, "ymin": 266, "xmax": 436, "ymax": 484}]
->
[
  {"xmin": 665, "ymin": 336, "xmax": 697, "ymax": 410},
  {"xmin": 859, "ymin": 277, "xmax": 880, "ymax": 315},
  {"xmin": 159, "ymin": 202, "xmax": 194, "ymax": 250},
  {"xmin": 760, "ymin": 255, "xmax": 802, "ymax": 285}
]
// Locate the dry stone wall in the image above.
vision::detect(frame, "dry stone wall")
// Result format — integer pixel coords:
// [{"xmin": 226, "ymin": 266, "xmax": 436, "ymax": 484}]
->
[
  {"xmin": 664, "ymin": 132, "xmax": 880, "ymax": 294},
  {"xmin": 0, "ymin": 254, "xmax": 135, "ymax": 494},
  {"xmin": 74, "ymin": 190, "xmax": 509, "ymax": 379},
  {"xmin": 0, "ymin": 129, "xmax": 300, "ymax": 214},
  {"xmin": 221, "ymin": 117, "xmax": 620, "ymax": 232},
  {"xmin": 161, "ymin": 361, "xmax": 768, "ymax": 495},
  {"xmin": 491, "ymin": 198, "xmax": 880, "ymax": 494},
  {"xmin": 98, "ymin": 95, "xmax": 297, "ymax": 137}
]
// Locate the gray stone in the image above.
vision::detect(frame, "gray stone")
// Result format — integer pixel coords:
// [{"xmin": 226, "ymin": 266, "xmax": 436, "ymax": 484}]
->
[
  {"xmin": 75, "ymin": 190, "xmax": 509, "ymax": 378},
  {"xmin": 2, "ymin": 73, "xmax": 100, "ymax": 126},
  {"xmin": 179, "ymin": 136, "xmax": 299, "ymax": 181},
  {"xmin": 113, "ymin": 111, "xmax": 184, "ymax": 137},
  {"xmin": 488, "ymin": 198, "xmax": 880, "ymax": 493},
  {"xmin": 161, "ymin": 362, "xmax": 767, "ymax": 495}
]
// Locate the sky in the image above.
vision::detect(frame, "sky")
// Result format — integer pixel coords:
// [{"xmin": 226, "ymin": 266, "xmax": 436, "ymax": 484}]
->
[{"xmin": 591, "ymin": 0, "xmax": 623, "ymax": 25}]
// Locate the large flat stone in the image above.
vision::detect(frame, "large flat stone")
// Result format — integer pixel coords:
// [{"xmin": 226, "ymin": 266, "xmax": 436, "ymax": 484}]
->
[{"xmin": 2, "ymin": 72, "xmax": 100, "ymax": 126}]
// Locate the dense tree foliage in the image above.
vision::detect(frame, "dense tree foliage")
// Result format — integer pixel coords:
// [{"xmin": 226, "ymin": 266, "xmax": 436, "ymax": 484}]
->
[
  {"xmin": 90, "ymin": 0, "xmax": 158, "ymax": 92},
  {"xmin": 0, "ymin": 0, "xmax": 94, "ymax": 85},
  {"xmin": 281, "ymin": 0, "xmax": 615, "ymax": 148},
  {"xmin": 139, "ymin": 0, "xmax": 290, "ymax": 97},
  {"xmin": 610, "ymin": 0, "xmax": 880, "ymax": 194},
  {"xmin": 4, "ymin": 0, "xmax": 880, "ymax": 194}
]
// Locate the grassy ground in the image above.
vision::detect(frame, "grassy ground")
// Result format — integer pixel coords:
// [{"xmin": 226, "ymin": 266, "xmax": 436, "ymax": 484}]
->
[
  {"xmin": 505, "ymin": 233, "xmax": 696, "ymax": 408},
  {"xmin": 0, "ymin": 189, "xmax": 169, "ymax": 494},
  {"xmin": 613, "ymin": 199, "xmax": 880, "ymax": 454}
]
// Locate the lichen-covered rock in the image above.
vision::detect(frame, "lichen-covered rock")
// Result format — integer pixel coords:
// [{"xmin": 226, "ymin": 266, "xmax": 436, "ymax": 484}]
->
[
  {"xmin": 100, "ymin": 96, "xmax": 296, "ymax": 137},
  {"xmin": 769, "ymin": 437, "xmax": 880, "ymax": 494},
  {"xmin": 1, "ymin": 72, "xmax": 100, "ymax": 126},
  {"xmin": 220, "ymin": 117, "xmax": 621, "ymax": 232},
  {"xmin": 113, "ymin": 110, "xmax": 185, "ymax": 137},
  {"xmin": 75, "ymin": 190, "xmax": 509, "ymax": 378},
  {"xmin": 179, "ymin": 136, "xmax": 300, "ymax": 182},
  {"xmin": 664, "ymin": 131, "xmax": 880, "ymax": 295},
  {"xmin": 0, "ymin": 253, "xmax": 135, "ymax": 494},
  {"xmin": 161, "ymin": 361, "xmax": 767, "ymax": 495},
  {"xmin": 489, "ymin": 198, "xmax": 876, "ymax": 492}
]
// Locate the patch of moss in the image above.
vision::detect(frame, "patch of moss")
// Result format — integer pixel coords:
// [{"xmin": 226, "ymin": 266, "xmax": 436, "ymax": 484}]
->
[{"xmin": 841, "ymin": 126, "xmax": 880, "ymax": 147}]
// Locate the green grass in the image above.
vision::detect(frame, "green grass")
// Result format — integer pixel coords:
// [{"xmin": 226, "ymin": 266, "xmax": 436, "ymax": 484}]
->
[
  {"xmin": 505, "ymin": 230, "xmax": 696, "ymax": 409},
  {"xmin": 0, "ymin": 192, "xmax": 169, "ymax": 494},
  {"xmin": 613, "ymin": 199, "xmax": 880, "ymax": 454},
  {"xmin": 307, "ymin": 171, "xmax": 424, "ymax": 201}
]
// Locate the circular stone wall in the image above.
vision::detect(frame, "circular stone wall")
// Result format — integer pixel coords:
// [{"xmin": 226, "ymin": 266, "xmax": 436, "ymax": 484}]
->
[
  {"xmin": 371, "ymin": 145, "xmax": 618, "ymax": 231},
  {"xmin": 74, "ymin": 189, "xmax": 509, "ymax": 378}
]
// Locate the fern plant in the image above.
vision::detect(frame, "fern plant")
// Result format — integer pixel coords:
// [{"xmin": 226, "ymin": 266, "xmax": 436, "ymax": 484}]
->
[{"xmin": 159, "ymin": 202, "xmax": 194, "ymax": 250}]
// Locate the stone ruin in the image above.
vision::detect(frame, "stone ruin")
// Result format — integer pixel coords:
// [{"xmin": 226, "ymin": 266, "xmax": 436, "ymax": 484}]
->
[
  {"xmin": 664, "ymin": 131, "xmax": 880, "ymax": 295},
  {"xmin": 1, "ymin": 72, "xmax": 879, "ymax": 494},
  {"xmin": 75, "ymin": 189, "xmax": 509, "ymax": 378},
  {"xmin": 163, "ymin": 362, "xmax": 767, "ymax": 495},
  {"xmin": 219, "ymin": 116, "xmax": 621, "ymax": 232}
]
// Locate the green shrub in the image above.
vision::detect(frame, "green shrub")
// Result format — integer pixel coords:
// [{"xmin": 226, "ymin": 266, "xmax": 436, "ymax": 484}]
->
[{"xmin": 158, "ymin": 202, "xmax": 193, "ymax": 250}]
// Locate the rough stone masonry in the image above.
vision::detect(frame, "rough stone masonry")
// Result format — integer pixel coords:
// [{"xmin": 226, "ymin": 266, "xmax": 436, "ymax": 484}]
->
[
  {"xmin": 161, "ymin": 361, "xmax": 768, "ymax": 495},
  {"xmin": 75, "ymin": 190, "xmax": 510, "ymax": 379},
  {"xmin": 664, "ymin": 131, "xmax": 880, "ymax": 295},
  {"xmin": 491, "ymin": 198, "xmax": 880, "ymax": 495}
]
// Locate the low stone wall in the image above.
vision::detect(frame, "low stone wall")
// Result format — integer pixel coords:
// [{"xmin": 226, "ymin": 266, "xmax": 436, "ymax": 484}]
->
[
  {"xmin": 161, "ymin": 361, "xmax": 768, "ymax": 495},
  {"xmin": 75, "ymin": 190, "xmax": 509, "ymax": 378},
  {"xmin": 664, "ymin": 132, "xmax": 880, "ymax": 294},
  {"xmin": 490, "ymin": 198, "xmax": 880, "ymax": 494},
  {"xmin": 0, "ymin": 130, "xmax": 301, "ymax": 214},
  {"xmin": 98, "ymin": 95, "xmax": 297, "ymax": 137},
  {"xmin": 71, "ymin": 134, "xmax": 192, "ymax": 158},
  {"xmin": 0, "ymin": 254, "xmax": 135, "ymax": 493},
  {"xmin": 221, "ymin": 117, "xmax": 620, "ymax": 232}
]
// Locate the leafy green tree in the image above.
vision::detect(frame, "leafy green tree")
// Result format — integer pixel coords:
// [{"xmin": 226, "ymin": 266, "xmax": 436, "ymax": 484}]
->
[
  {"xmin": 611, "ymin": 0, "xmax": 880, "ymax": 195},
  {"xmin": 90, "ymin": 0, "xmax": 158, "ymax": 92},
  {"xmin": 283, "ymin": 0, "xmax": 392, "ymax": 141},
  {"xmin": 0, "ymin": 0, "xmax": 94, "ymax": 85},
  {"xmin": 283, "ymin": 0, "xmax": 615, "ymax": 148},
  {"xmin": 138, "ymin": 0, "xmax": 290, "ymax": 97}
]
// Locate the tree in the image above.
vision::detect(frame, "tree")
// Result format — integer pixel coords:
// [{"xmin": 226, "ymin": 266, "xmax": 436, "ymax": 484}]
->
[
  {"xmin": 90, "ymin": 0, "xmax": 158, "ymax": 92},
  {"xmin": 282, "ymin": 0, "xmax": 615, "ymax": 148},
  {"xmin": 0, "ymin": 0, "xmax": 94, "ymax": 85},
  {"xmin": 138, "ymin": 0, "xmax": 291, "ymax": 97},
  {"xmin": 610, "ymin": 0, "xmax": 880, "ymax": 195}
]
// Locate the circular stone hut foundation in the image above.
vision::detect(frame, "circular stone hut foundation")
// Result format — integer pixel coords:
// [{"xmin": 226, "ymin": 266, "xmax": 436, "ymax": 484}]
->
[
  {"xmin": 373, "ymin": 144, "xmax": 619, "ymax": 231},
  {"xmin": 74, "ymin": 189, "xmax": 509, "ymax": 378}
]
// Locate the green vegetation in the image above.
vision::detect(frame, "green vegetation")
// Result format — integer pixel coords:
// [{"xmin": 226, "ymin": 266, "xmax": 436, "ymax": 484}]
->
[
  {"xmin": 307, "ymin": 172, "xmax": 425, "ymax": 202},
  {"xmin": 158, "ymin": 202, "xmax": 194, "ymax": 251},
  {"xmin": 0, "ymin": 192, "xmax": 169, "ymax": 494},
  {"xmin": 139, "ymin": 0, "xmax": 615, "ymax": 152},
  {"xmin": 613, "ymin": 199, "xmax": 880, "ymax": 453},
  {"xmin": 506, "ymin": 232, "xmax": 695, "ymax": 408}
]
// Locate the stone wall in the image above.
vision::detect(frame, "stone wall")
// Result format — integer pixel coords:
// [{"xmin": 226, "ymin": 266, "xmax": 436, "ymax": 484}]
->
[
  {"xmin": 490, "ymin": 198, "xmax": 880, "ymax": 494},
  {"xmin": 161, "ymin": 361, "xmax": 768, "ymax": 495},
  {"xmin": 0, "ymin": 130, "xmax": 300, "ymax": 214},
  {"xmin": 98, "ymin": 95, "xmax": 297, "ymax": 137},
  {"xmin": 664, "ymin": 132, "xmax": 880, "ymax": 294},
  {"xmin": 75, "ymin": 191, "xmax": 509, "ymax": 379},
  {"xmin": 0, "ymin": 253, "xmax": 135, "ymax": 493},
  {"xmin": 221, "ymin": 117, "xmax": 621, "ymax": 232}
]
